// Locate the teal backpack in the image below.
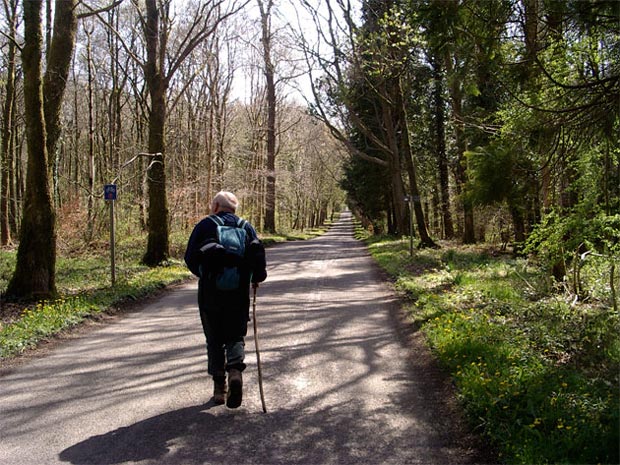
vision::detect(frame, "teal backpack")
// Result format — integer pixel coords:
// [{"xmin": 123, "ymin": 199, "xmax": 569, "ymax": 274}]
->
[{"xmin": 208, "ymin": 215, "xmax": 248, "ymax": 291}]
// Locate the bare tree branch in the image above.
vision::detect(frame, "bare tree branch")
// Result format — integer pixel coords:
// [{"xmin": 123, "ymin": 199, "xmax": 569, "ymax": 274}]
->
[
  {"xmin": 77, "ymin": 0, "xmax": 124, "ymax": 20},
  {"xmin": 85, "ymin": 0, "xmax": 144, "ymax": 67},
  {"xmin": 292, "ymin": 1, "xmax": 390, "ymax": 166},
  {"xmin": 165, "ymin": 0, "xmax": 250, "ymax": 83}
]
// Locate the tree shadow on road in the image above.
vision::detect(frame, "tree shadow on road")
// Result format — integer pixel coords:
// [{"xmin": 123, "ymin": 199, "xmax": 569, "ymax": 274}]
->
[
  {"xmin": 58, "ymin": 402, "xmax": 218, "ymax": 464},
  {"xmin": 59, "ymin": 397, "xmax": 477, "ymax": 465},
  {"xmin": 58, "ymin": 214, "xmax": 493, "ymax": 465}
]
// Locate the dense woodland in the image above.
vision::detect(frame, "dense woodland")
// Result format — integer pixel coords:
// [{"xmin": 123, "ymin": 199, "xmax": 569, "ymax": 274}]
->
[
  {"xmin": 0, "ymin": 0, "xmax": 618, "ymax": 302},
  {"xmin": 0, "ymin": 0, "xmax": 346, "ymax": 300},
  {"xmin": 306, "ymin": 0, "xmax": 619, "ymax": 255}
]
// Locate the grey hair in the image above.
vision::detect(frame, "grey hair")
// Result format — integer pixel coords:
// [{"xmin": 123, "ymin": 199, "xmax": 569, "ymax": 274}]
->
[{"xmin": 211, "ymin": 191, "xmax": 239, "ymax": 212}]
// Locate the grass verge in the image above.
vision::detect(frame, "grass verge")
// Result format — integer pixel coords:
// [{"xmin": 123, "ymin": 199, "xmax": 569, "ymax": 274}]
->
[
  {"xmin": 0, "ymin": 224, "xmax": 330, "ymax": 361},
  {"xmin": 360, "ymin": 230, "xmax": 619, "ymax": 465},
  {"xmin": 261, "ymin": 226, "xmax": 330, "ymax": 244},
  {"xmin": 0, "ymin": 264, "xmax": 189, "ymax": 358},
  {"xmin": 0, "ymin": 232, "xmax": 192, "ymax": 359}
]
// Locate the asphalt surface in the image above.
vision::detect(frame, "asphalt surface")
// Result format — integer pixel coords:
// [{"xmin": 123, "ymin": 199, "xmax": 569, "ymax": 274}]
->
[{"xmin": 0, "ymin": 212, "xmax": 488, "ymax": 464}]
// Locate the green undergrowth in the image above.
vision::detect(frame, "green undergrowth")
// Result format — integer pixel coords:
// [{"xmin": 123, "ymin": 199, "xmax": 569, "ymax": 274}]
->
[
  {"xmin": 0, "ymin": 265, "xmax": 189, "ymax": 358},
  {"xmin": 0, "ymin": 232, "xmax": 192, "ymax": 359},
  {"xmin": 0, "ymin": 225, "xmax": 329, "ymax": 360},
  {"xmin": 361, "ymin": 231, "xmax": 619, "ymax": 465},
  {"xmin": 261, "ymin": 225, "xmax": 330, "ymax": 244}
]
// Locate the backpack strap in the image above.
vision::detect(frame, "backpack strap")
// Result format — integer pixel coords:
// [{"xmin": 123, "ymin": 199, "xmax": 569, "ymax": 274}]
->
[
  {"xmin": 237, "ymin": 218, "xmax": 253, "ymax": 245},
  {"xmin": 207, "ymin": 214, "xmax": 225, "ymax": 227},
  {"xmin": 208, "ymin": 214, "xmax": 249, "ymax": 233}
]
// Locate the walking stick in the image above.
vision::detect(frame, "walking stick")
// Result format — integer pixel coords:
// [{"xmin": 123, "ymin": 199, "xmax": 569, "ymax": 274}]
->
[{"xmin": 252, "ymin": 285, "xmax": 267, "ymax": 413}]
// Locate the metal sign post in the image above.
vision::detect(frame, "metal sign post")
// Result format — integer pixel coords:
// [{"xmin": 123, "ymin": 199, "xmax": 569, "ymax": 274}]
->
[{"xmin": 104, "ymin": 184, "xmax": 117, "ymax": 285}]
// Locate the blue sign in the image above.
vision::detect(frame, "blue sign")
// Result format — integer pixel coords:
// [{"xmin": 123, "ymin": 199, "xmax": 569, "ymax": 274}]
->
[{"xmin": 104, "ymin": 184, "xmax": 117, "ymax": 201}]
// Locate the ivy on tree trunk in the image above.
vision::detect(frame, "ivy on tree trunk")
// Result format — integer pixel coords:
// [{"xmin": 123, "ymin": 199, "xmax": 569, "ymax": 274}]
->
[{"xmin": 6, "ymin": 0, "xmax": 57, "ymax": 300}]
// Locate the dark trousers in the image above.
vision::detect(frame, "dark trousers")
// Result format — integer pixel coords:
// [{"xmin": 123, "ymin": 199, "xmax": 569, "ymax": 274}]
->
[{"xmin": 198, "ymin": 281, "xmax": 247, "ymax": 377}]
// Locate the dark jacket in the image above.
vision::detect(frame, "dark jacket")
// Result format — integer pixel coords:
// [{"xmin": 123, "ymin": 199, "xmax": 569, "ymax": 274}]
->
[{"xmin": 184, "ymin": 212, "xmax": 267, "ymax": 339}]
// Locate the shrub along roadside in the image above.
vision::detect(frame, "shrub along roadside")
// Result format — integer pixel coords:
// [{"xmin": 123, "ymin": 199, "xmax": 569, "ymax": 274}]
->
[
  {"xmin": 0, "ymin": 227, "xmax": 328, "ymax": 361},
  {"xmin": 360, "ymin": 230, "xmax": 619, "ymax": 465}
]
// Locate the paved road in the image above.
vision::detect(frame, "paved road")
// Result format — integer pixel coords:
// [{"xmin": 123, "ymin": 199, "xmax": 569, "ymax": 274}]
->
[{"xmin": 0, "ymin": 212, "xmax": 487, "ymax": 464}]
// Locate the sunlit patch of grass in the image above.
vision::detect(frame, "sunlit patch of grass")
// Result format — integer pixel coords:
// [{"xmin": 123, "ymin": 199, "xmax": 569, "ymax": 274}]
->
[
  {"xmin": 0, "ymin": 262, "xmax": 191, "ymax": 358},
  {"xmin": 0, "ymin": 297, "xmax": 98, "ymax": 356},
  {"xmin": 425, "ymin": 308, "xmax": 619, "ymax": 464},
  {"xmin": 1, "ymin": 222, "xmax": 328, "ymax": 360},
  {"xmin": 374, "ymin": 248, "xmax": 412, "ymax": 277},
  {"xmin": 56, "ymin": 255, "xmax": 117, "ymax": 292},
  {"xmin": 362, "ymin": 234, "xmax": 620, "ymax": 465},
  {"xmin": 0, "ymin": 248, "xmax": 16, "ymax": 294},
  {"xmin": 260, "ymin": 227, "xmax": 328, "ymax": 245},
  {"xmin": 1, "ymin": 230, "xmax": 192, "ymax": 359}
]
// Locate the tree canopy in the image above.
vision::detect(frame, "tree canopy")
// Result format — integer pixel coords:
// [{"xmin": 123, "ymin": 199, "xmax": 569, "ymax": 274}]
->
[{"xmin": 0, "ymin": 0, "xmax": 618, "ymax": 298}]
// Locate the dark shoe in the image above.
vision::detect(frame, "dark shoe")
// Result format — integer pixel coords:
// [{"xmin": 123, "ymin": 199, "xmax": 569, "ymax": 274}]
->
[
  {"xmin": 226, "ymin": 369, "xmax": 243, "ymax": 408},
  {"xmin": 213, "ymin": 376, "xmax": 227, "ymax": 405}
]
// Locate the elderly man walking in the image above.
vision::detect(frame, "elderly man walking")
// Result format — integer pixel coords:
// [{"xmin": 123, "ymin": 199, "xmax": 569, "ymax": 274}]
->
[{"xmin": 185, "ymin": 191, "xmax": 267, "ymax": 408}]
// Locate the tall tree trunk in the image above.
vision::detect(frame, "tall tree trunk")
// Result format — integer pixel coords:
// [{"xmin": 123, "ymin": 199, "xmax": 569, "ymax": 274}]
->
[
  {"xmin": 6, "ymin": 0, "xmax": 57, "ymax": 300},
  {"xmin": 523, "ymin": 0, "xmax": 540, "ymax": 82},
  {"xmin": 138, "ymin": 0, "xmax": 238, "ymax": 262},
  {"xmin": 213, "ymin": 91, "xmax": 225, "ymax": 187},
  {"xmin": 107, "ymin": 6, "xmax": 124, "ymax": 178},
  {"xmin": 43, "ymin": 0, "xmax": 77, "ymax": 181},
  {"xmin": 432, "ymin": 56, "xmax": 454, "ymax": 239},
  {"xmin": 8, "ymin": 109, "xmax": 19, "ymax": 237},
  {"xmin": 70, "ymin": 59, "xmax": 80, "ymax": 199},
  {"xmin": 397, "ymin": 79, "xmax": 437, "ymax": 247},
  {"xmin": 1, "ymin": 0, "xmax": 18, "ymax": 246},
  {"xmin": 259, "ymin": 0, "xmax": 277, "ymax": 232},
  {"xmin": 205, "ymin": 94, "xmax": 215, "ymax": 194},
  {"xmin": 444, "ymin": 52, "xmax": 476, "ymax": 243},
  {"xmin": 509, "ymin": 204, "xmax": 526, "ymax": 246},
  {"xmin": 143, "ymin": 96, "xmax": 169, "ymax": 266},
  {"xmin": 142, "ymin": 0, "xmax": 170, "ymax": 266},
  {"xmin": 247, "ymin": 104, "xmax": 265, "ymax": 228},
  {"xmin": 379, "ymin": 94, "xmax": 406, "ymax": 236},
  {"xmin": 85, "ymin": 24, "xmax": 96, "ymax": 241}
]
